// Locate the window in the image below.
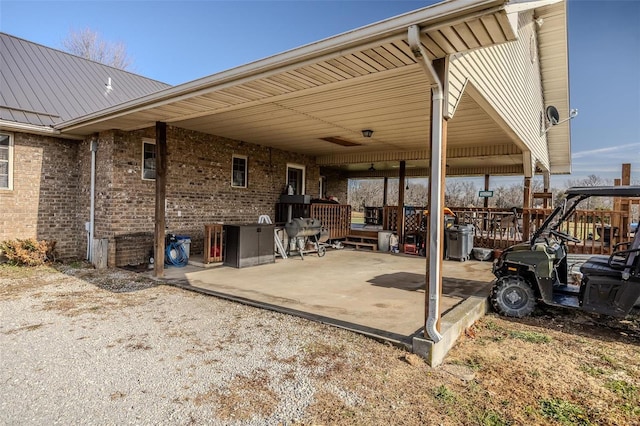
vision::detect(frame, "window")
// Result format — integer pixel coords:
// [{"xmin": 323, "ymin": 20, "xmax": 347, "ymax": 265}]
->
[
  {"xmin": 231, "ymin": 155, "xmax": 247, "ymax": 188},
  {"xmin": 286, "ymin": 163, "xmax": 305, "ymax": 195},
  {"xmin": 142, "ymin": 140, "xmax": 156, "ymax": 180},
  {"xmin": 319, "ymin": 176, "xmax": 326, "ymax": 198},
  {"xmin": 0, "ymin": 132, "xmax": 13, "ymax": 190}
]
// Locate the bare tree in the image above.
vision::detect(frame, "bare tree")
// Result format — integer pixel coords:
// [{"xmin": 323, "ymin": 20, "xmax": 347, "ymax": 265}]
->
[{"xmin": 62, "ymin": 28, "xmax": 133, "ymax": 70}]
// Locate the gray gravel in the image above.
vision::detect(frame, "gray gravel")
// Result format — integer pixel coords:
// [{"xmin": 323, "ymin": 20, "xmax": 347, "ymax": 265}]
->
[{"xmin": 0, "ymin": 266, "xmax": 370, "ymax": 425}]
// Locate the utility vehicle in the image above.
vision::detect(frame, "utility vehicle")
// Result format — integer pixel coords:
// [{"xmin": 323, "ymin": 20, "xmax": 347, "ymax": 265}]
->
[{"xmin": 491, "ymin": 186, "xmax": 640, "ymax": 318}]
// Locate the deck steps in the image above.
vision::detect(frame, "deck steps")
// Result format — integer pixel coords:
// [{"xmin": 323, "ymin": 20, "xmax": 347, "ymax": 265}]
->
[{"xmin": 343, "ymin": 234, "xmax": 378, "ymax": 251}]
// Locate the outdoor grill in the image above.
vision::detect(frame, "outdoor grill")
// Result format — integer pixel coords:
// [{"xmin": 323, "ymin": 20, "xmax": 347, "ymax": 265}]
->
[
  {"xmin": 284, "ymin": 218, "xmax": 325, "ymax": 259},
  {"xmin": 285, "ymin": 217, "xmax": 322, "ymax": 239}
]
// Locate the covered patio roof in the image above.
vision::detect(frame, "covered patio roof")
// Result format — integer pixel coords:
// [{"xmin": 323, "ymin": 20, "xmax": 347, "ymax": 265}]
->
[{"xmin": 56, "ymin": 0, "xmax": 570, "ymax": 177}]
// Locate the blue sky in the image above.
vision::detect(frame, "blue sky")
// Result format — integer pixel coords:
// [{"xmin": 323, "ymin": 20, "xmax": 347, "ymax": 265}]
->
[{"xmin": 1, "ymin": 0, "xmax": 638, "ymax": 187}]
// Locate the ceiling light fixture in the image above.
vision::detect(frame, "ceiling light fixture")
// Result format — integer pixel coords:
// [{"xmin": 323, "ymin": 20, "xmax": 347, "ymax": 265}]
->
[
  {"xmin": 368, "ymin": 163, "xmax": 375, "ymax": 172},
  {"xmin": 362, "ymin": 129, "xmax": 374, "ymax": 138}
]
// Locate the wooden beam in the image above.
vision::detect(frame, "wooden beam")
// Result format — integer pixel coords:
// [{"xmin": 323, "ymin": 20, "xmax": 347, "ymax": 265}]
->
[
  {"xmin": 522, "ymin": 176, "xmax": 532, "ymax": 239},
  {"xmin": 154, "ymin": 122, "xmax": 167, "ymax": 278},
  {"xmin": 620, "ymin": 163, "xmax": 632, "ymax": 239},
  {"xmin": 398, "ymin": 161, "xmax": 406, "ymax": 251},
  {"xmin": 383, "ymin": 177, "xmax": 388, "ymax": 207},
  {"xmin": 543, "ymin": 172, "xmax": 550, "ymax": 208},
  {"xmin": 484, "ymin": 174, "xmax": 490, "ymax": 208}
]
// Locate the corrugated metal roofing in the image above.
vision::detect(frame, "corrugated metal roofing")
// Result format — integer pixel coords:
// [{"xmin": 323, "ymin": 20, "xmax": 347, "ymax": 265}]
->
[{"xmin": 0, "ymin": 32, "xmax": 170, "ymax": 126}]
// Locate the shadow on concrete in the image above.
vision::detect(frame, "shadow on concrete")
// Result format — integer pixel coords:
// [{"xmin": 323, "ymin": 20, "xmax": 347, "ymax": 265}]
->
[
  {"xmin": 367, "ymin": 272, "xmax": 424, "ymax": 291},
  {"xmin": 368, "ymin": 272, "xmax": 492, "ymax": 298}
]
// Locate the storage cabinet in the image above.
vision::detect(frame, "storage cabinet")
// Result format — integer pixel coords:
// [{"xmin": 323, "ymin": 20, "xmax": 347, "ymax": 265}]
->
[{"xmin": 223, "ymin": 224, "xmax": 275, "ymax": 268}]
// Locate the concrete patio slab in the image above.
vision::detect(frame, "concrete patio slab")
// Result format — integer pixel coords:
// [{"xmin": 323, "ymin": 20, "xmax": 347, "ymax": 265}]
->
[{"xmin": 159, "ymin": 249, "xmax": 494, "ymax": 364}]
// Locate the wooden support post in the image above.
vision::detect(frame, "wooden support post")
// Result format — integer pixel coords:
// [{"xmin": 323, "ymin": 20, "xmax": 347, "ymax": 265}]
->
[
  {"xmin": 383, "ymin": 177, "xmax": 388, "ymax": 207},
  {"xmin": 620, "ymin": 163, "xmax": 631, "ymax": 238},
  {"xmin": 398, "ymin": 161, "xmax": 406, "ymax": 250},
  {"xmin": 483, "ymin": 174, "xmax": 490, "ymax": 208},
  {"xmin": 522, "ymin": 177, "xmax": 532, "ymax": 240},
  {"xmin": 154, "ymin": 122, "xmax": 167, "ymax": 278},
  {"xmin": 543, "ymin": 172, "xmax": 550, "ymax": 209}
]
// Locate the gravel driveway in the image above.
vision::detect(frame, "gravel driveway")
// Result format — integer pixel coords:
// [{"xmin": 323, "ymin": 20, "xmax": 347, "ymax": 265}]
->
[
  {"xmin": 1, "ymin": 265, "xmax": 389, "ymax": 425},
  {"xmin": 3, "ymin": 264, "xmax": 639, "ymax": 425}
]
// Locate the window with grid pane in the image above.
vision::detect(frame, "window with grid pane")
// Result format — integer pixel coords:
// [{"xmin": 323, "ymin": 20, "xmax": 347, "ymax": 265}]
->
[
  {"xmin": 232, "ymin": 155, "xmax": 247, "ymax": 188},
  {"xmin": 0, "ymin": 133, "xmax": 12, "ymax": 189},
  {"xmin": 142, "ymin": 141, "xmax": 156, "ymax": 180}
]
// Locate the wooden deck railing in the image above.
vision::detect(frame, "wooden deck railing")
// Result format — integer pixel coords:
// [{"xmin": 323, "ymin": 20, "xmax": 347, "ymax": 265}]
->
[
  {"xmin": 311, "ymin": 203, "xmax": 352, "ymax": 240},
  {"xmin": 380, "ymin": 205, "xmax": 634, "ymax": 254},
  {"xmin": 276, "ymin": 202, "xmax": 352, "ymax": 240}
]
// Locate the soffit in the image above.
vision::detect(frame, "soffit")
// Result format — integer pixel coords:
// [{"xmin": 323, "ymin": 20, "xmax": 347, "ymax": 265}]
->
[
  {"xmin": 536, "ymin": 1, "xmax": 571, "ymax": 173},
  {"xmin": 55, "ymin": 3, "xmax": 530, "ymax": 175}
]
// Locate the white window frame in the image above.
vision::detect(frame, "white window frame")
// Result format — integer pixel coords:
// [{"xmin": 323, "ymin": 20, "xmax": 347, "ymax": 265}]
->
[
  {"xmin": 141, "ymin": 138, "xmax": 156, "ymax": 181},
  {"xmin": 286, "ymin": 163, "xmax": 306, "ymax": 195},
  {"xmin": 0, "ymin": 132, "xmax": 14, "ymax": 191},
  {"xmin": 319, "ymin": 176, "xmax": 326, "ymax": 199},
  {"xmin": 231, "ymin": 154, "xmax": 248, "ymax": 188}
]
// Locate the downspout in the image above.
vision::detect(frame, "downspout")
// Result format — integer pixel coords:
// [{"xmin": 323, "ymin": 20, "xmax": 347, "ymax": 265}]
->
[
  {"xmin": 88, "ymin": 138, "xmax": 98, "ymax": 262},
  {"xmin": 408, "ymin": 24, "xmax": 444, "ymax": 343}
]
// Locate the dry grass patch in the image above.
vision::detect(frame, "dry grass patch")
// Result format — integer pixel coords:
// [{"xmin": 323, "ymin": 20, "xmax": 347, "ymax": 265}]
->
[
  {"xmin": 2, "ymin": 323, "xmax": 46, "ymax": 334},
  {"xmin": 299, "ymin": 313, "xmax": 640, "ymax": 426},
  {"xmin": 195, "ymin": 372, "xmax": 279, "ymax": 421},
  {"xmin": 0, "ymin": 264, "xmax": 62, "ymax": 299}
]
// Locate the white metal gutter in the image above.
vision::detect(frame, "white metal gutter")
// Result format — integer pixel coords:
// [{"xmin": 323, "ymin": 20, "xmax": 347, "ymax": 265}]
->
[
  {"xmin": 408, "ymin": 25, "xmax": 444, "ymax": 343},
  {"xmin": 88, "ymin": 139, "xmax": 98, "ymax": 262},
  {"xmin": 504, "ymin": 0, "xmax": 563, "ymax": 14},
  {"xmin": 0, "ymin": 120, "xmax": 58, "ymax": 135},
  {"xmin": 0, "ymin": 120, "xmax": 85, "ymax": 140},
  {"xmin": 55, "ymin": 0, "xmax": 507, "ymax": 133}
]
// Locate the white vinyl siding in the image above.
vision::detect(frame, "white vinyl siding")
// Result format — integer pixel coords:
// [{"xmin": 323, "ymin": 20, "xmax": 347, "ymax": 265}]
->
[
  {"xmin": 0, "ymin": 133, "xmax": 13, "ymax": 190},
  {"xmin": 449, "ymin": 10, "xmax": 549, "ymax": 171},
  {"xmin": 536, "ymin": 2, "xmax": 571, "ymax": 173}
]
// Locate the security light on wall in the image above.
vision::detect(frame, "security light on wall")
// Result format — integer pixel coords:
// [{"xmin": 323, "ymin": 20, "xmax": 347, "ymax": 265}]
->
[
  {"xmin": 368, "ymin": 163, "xmax": 375, "ymax": 172},
  {"xmin": 542, "ymin": 106, "xmax": 578, "ymax": 135},
  {"xmin": 362, "ymin": 129, "xmax": 374, "ymax": 138}
]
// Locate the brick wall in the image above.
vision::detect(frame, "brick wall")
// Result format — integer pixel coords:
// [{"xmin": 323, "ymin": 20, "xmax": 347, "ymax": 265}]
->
[
  {"xmin": 2, "ymin": 127, "xmax": 347, "ymax": 267},
  {"xmin": 95, "ymin": 125, "xmax": 320, "ymax": 266},
  {"xmin": 0, "ymin": 132, "xmax": 83, "ymax": 259},
  {"xmin": 321, "ymin": 167, "xmax": 348, "ymax": 205}
]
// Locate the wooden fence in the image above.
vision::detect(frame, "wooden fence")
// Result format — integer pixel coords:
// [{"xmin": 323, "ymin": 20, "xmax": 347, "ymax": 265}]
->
[
  {"xmin": 381, "ymin": 206, "xmax": 635, "ymax": 254},
  {"xmin": 311, "ymin": 203, "xmax": 352, "ymax": 240},
  {"xmin": 276, "ymin": 202, "xmax": 352, "ymax": 240}
]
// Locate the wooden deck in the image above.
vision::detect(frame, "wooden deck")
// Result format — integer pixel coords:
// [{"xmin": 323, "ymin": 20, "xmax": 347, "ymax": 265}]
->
[{"xmin": 342, "ymin": 230, "xmax": 379, "ymax": 251}]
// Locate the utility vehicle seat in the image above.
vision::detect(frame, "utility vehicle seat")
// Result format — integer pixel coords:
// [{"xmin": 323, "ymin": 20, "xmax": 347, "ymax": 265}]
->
[{"xmin": 581, "ymin": 229, "xmax": 640, "ymax": 280}]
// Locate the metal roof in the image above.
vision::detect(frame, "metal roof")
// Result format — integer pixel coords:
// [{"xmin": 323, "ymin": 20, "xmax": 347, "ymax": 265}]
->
[
  {"xmin": 1, "ymin": 0, "xmax": 570, "ymax": 177},
  {"xmin": 0, "ymin": 32, "xmax": 169, "ymax": 127}
]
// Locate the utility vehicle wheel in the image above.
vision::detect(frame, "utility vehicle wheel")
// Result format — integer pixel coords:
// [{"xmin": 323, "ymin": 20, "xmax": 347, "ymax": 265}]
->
[{"xmin": 490, "ymin": 276, "xmax": 536, "ymax": 318}]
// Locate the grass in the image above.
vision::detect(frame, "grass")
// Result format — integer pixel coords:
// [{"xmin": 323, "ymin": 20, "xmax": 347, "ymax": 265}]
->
[
  {"xmin": 605, "ymin": 379, "xmax": 638, "ymax": 400},
  {"xmin": 539, "ymin": 398, "xmax": 591, "ymax": 425},
  {"xmin": 508, "ymin": 330, "xmax": 552, "ymax": 343},
  {"xmin": 478, "ymin": 410, "xmax": 510, "ymax": 426},
  {"xmin": 434, "ymin": 385, "xmax": 456, "ymax": 404},
  {"xmin": 351, "ymin": 211, "xmax": 365, "ymax": 225},
  {"xmin": 579, "ymin": 364, "xmax": 606, "ymax": 377}
]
